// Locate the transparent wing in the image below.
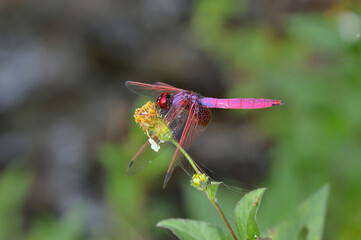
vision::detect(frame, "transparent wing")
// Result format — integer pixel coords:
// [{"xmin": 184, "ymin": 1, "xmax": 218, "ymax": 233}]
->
[
  {"xmin": 127, "ymin": 137, "xmax": 175, "ymax": 175},
  {"xmin": 162, "ymin": 102, "xmax": 211, "ymax": 188},
  {"xmin": 127, "ymin": 99, "xmax": 189, "ymax": 176},
  {"xmin": 154, "ymin": 82, "xmax": 177, "ymax": 88},
  {"xmin": 126, "ymin": 82, "xmax": 184, "ymax": 176},
  {"xmin": 127, "ymin": 138, "xmax": 158, "ymax": 175},
  {"xmin": 125, "ymin": 81, "xmax": 182, "ymax": 98}
]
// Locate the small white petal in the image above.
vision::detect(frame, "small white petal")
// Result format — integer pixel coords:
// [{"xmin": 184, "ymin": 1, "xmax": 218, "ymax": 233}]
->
[{"xmin": 149, "ymin": 138, "xmax": 160, "ymax": 152}]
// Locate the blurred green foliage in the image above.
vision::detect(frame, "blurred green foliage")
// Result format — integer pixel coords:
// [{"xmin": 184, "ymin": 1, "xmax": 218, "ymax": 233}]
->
[
  {"xmin": 192, "ymin": 0, "xmax": 361, "ymax": 239},
  {"xmin": 0, "ymin": 165, "xmax": 86, "ymax": 240},
  {"xmin": 0, "ymin": 98, "xmax": 179, "ymax": 240},
  {"xmin": 158, "ymin": 185, "xmax": 329, "ymax": 240},
  {"xmin": 272, "ymin": 185, "xmax": 329, "ymax": 240},
  {"xmin": 0, "ymin": 165, "xmax": 32, "ymax": 240},
  {"xmin": 27, "ymin": 207, "xmax": 86, "ymax": 240}
]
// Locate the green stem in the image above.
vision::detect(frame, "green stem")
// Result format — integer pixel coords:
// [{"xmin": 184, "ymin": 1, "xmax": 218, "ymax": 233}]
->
[
  {"xmin": 169, "ymin": 138, "xmax": 200, "ymax": 174},
  {"xmin": 213, "ymin": 201, "xmax": 238, "ymax": 240},
  {"xmin": 168, "ymin": 138, "xmax": 237, "ymax": 239}
]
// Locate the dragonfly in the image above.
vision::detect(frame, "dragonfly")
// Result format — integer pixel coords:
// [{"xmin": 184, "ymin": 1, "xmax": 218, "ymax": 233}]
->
[{"xmin": 126, "ymin": 81, "xmax": 284, "ymax": 187}]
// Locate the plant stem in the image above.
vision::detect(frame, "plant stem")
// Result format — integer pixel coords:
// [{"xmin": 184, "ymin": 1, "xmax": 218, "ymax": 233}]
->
[
  {"xmin": 213, "ymin": 201, "xmax": 238, "ymax": 240},
  {"xmin": 169, "ymin": 138, "xmax": 200, "ymax": 174},
  {"xmin": 169, "ymin": 138, "xmax": 237, "ymax": 239}
]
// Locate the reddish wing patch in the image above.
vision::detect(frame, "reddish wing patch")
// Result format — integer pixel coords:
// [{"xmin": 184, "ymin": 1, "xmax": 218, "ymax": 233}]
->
[
  {"xmin": 197, "ymin": 105, "xmax": 212, "ymax": 127},
  {"xmin": 163, "ymin": 102, "xmax": 210, "ymax": 188}
]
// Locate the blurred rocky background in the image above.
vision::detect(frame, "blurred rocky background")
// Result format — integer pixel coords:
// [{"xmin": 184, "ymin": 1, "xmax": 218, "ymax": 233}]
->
[{"xmin": 1, "ymin": 0, "xmax": 361, "ymax": 239}]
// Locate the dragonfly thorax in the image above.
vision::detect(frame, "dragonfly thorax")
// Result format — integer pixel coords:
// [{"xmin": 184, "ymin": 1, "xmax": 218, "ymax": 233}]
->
[
  {"xmin": 173, "ymin": 91, "xmax": 211, "ymax": 127},
  {"xmin": 175, "ymin": 91, "xmax": 201, "ymax": 109}
]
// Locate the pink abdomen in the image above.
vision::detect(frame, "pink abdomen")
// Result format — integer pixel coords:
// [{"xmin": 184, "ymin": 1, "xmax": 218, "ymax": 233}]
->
[{"xmin": 199, "ymin": 97, "xmax": 284, "ymax": 109}]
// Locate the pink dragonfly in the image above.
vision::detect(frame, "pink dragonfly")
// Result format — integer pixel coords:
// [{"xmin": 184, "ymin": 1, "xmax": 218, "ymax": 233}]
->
[{"xmin": 126, "ymin": 81, "xmax": 284, "ymax": 187}]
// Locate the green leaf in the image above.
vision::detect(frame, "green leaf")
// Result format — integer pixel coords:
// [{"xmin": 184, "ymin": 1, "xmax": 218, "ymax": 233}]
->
[
  {"xmin": 234, "ymin": 188, "xmax": 266, "ymax": 240},
  {"xmin": 157, "ymin": 218, "xmax": 233, "ymax": 240},
  {"xmin": 271, "ymin": 185, "xmax": 329, "ymax": 240},
  {"xmin": 203, "ymin": 181, "xmax": 221, "ymax": 203}
]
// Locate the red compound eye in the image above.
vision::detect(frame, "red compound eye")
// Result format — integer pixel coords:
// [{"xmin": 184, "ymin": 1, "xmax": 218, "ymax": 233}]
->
[{"xmin": 156, "ymin": 92, "xmax": 170, "ymax": 109}]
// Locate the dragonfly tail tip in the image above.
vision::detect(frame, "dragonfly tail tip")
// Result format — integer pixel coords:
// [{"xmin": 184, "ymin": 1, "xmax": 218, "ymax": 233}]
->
[{"xmin": 272, "ymin": 100, "xmax": 285, "ymax": 106}]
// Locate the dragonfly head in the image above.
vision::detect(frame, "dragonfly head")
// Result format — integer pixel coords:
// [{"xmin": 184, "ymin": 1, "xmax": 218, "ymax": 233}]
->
[{"xmin": 156, "ymin": 92, "xmax": 172, "ymax": 110}]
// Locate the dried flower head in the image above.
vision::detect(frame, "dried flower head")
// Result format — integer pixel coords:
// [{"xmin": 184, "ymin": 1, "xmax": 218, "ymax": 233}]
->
[
  {"xmin": 134, "ymin": 101, "xmax": 173, "ymax": 148},
  {"xmin": 134, "ymin": 101, "xmax": 159, "ymax": 133}
]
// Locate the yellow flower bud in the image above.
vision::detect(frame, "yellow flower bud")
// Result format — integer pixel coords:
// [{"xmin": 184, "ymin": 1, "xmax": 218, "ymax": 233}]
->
[{"xmin": 191, "ymin": 173, "xmax": 209, "ymax": 188}]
